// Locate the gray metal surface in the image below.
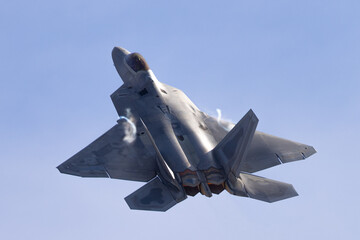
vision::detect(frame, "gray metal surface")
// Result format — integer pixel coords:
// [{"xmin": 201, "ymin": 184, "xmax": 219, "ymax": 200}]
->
[
  {"xmin": 125, "ymin": 177, "xmax": 179, "ymax": 212},
  {"xmin": 244, "ymin": 131, "xmax": 316, "ymax": 173},
  {"xmin": 204, "ymin": 115, "xmax": 316, "ymax": 173},
  {"xmin": 214, "ymin": 109, "xmax": 258, "ymax": 176},
  {"xmin": 57, "ymin": 122, "xmax": 157, "ymax": 182},
  {"xmin": 240, "ymin": 172, "xmax": 299, "ymax": 203},
  {"xmin": 57, "ymin": 46, "xmax": 316, "ymax": 211}
]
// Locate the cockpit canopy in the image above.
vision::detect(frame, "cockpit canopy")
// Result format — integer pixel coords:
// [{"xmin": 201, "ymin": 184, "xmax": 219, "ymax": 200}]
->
[{"xmin": 125, "ymin": 53, "xmax": 150, "ymax": 72}]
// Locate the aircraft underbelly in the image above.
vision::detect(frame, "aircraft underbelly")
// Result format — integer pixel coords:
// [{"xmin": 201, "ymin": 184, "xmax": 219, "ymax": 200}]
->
[{"xmin": 140, "ymin": 112, "xmax": 193, "ymax": 173}]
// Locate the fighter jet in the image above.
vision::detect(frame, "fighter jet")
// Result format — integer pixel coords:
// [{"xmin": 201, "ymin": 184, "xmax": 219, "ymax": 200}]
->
[{"xmin": 57, "ymin": 47, "xmax": 316, "ymax": 211}]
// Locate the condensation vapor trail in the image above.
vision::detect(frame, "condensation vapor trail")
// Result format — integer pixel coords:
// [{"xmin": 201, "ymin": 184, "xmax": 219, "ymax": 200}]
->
[
  {"xmin": 216, "ymin": 108, "xmax": 234, "ymax": 131},
  {"xmin": 118, "ymin": 108, "xmax": 137, "ymax": 143},
  {"xmin": 216, "ymin": 108, "xmax": 222, "ymax": 124}
]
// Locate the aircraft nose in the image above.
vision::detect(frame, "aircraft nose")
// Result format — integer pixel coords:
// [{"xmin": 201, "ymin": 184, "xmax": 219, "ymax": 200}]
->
[
  {"xmin": 112, "ymin": 47, "xmax": 131, "ymax": 80},
  {"xmin": 112, "ymin": 47, "xmax": 130, "ymax": 64}
]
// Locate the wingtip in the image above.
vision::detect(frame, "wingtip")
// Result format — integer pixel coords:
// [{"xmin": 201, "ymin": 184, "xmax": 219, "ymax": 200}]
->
[
  {"xmin": 56, "ymin": 164, "xmax": 65, "ymax": 174},
  {"xmin": 304, "ymin": 146, "xmax": 317, "ymax": 158}
]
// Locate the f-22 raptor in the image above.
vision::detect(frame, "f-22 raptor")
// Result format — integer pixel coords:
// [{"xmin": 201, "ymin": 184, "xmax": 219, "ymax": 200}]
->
[{"xmin": 57, "ymin": 47, "xmax": 316, "ymax": 211}]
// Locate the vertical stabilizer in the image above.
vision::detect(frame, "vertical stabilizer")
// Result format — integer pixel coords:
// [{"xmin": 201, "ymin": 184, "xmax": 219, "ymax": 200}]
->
[
  {"xmin": 212, "ymin": 110, "xmax": 299, "ymax": 202},
  {"xmin": 213, "ymin": 109, "xmax": 258, "ymax": 177}
]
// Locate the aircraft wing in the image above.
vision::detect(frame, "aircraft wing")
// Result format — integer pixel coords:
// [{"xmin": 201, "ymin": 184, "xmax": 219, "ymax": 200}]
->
[
  {"xmin": 203, "ymin": 114, "xmax": 316, "ymax": 173},
  {"xmin": 57, "ymin": 120, "xmax": 158, "ymax": 182}
]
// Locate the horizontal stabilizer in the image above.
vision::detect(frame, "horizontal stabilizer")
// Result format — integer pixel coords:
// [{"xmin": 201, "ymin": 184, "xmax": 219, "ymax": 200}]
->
[
  {"xmin": 125, "ymin": 177, "xmax": 185, "ymax": 212},
  {"xmin": 240, "ymin": 172, "xmax": 298, "ymax": 203}
]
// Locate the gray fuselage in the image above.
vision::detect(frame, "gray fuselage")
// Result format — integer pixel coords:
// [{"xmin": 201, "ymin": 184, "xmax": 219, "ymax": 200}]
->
[
  {"xmin": 111, "ymin": 47, "xmax": 226, "ymax": 195},
  {"xmin": 112, "ymin": 70, "xmax": 225, "ymax": 190}
]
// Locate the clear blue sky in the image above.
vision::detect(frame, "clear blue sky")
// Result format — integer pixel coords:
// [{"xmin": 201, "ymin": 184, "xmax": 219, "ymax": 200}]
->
[{"xmin": 1, "ymin": 1, "xmax": 359, "ymax": 239}]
